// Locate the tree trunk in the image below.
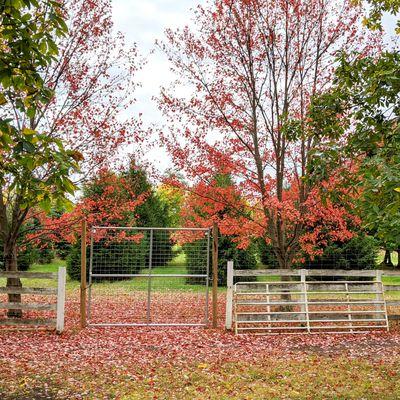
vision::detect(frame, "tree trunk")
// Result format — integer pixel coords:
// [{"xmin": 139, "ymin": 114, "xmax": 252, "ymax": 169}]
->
[
  {"xmin": 381, "ymin": 250, "xmax": 394, "ymax": 268},
  {"xmin": 4, "ymin": 242, "xmax": 22, "ymax": 318},
  {"xmin": 277, "ymin": 250, "xmax": 292, "ymax": 310}
]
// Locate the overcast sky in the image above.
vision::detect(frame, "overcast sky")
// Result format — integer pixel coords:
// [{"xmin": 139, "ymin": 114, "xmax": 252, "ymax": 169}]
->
[
  {"xmin": 111, "ymin": 1, "xmax": 398, "ymax": 172},
  {"xmin": 112, "ymin": 0, "xmax": 206, "ymax": 172}
]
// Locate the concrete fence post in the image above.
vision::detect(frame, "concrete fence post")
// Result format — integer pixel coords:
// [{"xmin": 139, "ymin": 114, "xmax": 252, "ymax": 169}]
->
[
  {"xmin": 225, "ymin": 260, "xmax": 234, "ymax": 330},
  {"xmin": 56, "ymin": 267, "xmax": 66, "ymax": 334}
]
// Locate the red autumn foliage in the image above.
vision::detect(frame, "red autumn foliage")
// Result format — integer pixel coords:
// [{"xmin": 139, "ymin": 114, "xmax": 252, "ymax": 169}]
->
[
  {"xmin": 39, "ymin": 0, "xmax": 142, "ymax": 174},
  {"xmin": 32, "ymin": 168, "xmax": 148, "ymax": 245},
  {"xmin": 176, "ymin": 171, "xmax": 360, "ymax": 258},
  {"xmin": 4, "ymin": 0, "xmax": 143, "ymax": 255}
]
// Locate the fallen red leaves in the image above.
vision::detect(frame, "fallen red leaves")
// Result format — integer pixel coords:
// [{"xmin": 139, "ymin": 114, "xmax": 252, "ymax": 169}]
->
[
  {"xmin": 1, "ymin": 292, "xmax": 400, "ymax": 398},
  {"xmin": 1, "ymin": 293, "xmax": 400, "ymax": 367}
]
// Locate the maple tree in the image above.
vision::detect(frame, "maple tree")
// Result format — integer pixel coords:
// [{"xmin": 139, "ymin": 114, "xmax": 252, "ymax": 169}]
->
[
  {"xmin": 42, "ymin": 169, "xmax": 146, "ymax": 241},
  {"xmin": 40, "ymin": 161, "xmax": 177, "ymax": 280},
  {"xmin": 39, "ymin": 166, "xmax": 147, "ymax": 280},
  {"xmin": 158, "ymin": 0, "xmax": 377, "ymax": 268},
  {"xmin": 0, "ymin": 0, "xmax": 141, "ymax": 315},
  {"xmin": 29, "ymin": 0, "xmax": 141, "ymax": 174},
  {"xmin": 50, "ymin": 161, "xmax": 174, "ymax": 242},
  {"xmin": 178, "ymin": 173, "xmax": 258, "ymax": 285}
]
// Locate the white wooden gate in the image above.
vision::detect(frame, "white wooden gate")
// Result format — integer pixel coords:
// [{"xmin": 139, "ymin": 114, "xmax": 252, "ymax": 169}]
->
[
  {"xmin": 225, "ymin": 263, "xmax": 398, "ymax": 335},
  {"xmin": 0, "ymin": 267, "xmax": 66, "ymax": 333}
]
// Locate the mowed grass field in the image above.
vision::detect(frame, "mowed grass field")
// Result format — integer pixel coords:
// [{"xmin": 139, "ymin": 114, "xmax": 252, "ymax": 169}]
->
[{"xmin": 1, "ymin": 254, "xmax": 400, "ymax": 399}]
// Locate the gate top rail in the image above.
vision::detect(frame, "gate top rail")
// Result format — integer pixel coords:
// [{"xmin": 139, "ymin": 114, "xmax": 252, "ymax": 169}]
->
[
  {"xmin": 91, "ymin": 226, "xmax": 210, "ymax": 231},
  {"xmin": 233, "ymin": 269, "xmax": 400, "ymax": 277}
]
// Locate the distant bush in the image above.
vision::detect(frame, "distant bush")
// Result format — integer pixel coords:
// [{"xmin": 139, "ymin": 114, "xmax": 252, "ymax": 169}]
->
[
  {"xmin": 55, "ymin": 241, "xmax": 72, "ymax": 260},
  {"xmin": 16, "ymin": 246, "xmax": 38, "ymax": 271},
  {"xmin": 302, "ymin": 234, "xmax": 379, "ymax": 270},
  {"xmin": 66, "ymin": 242, "xmax": 87, "ymax": 281},
  {"xmin": 257, "ymin": 234, "xmax": 379, "ymax": 276},
  {"xmin": 67, "ymin": 237, "xmax": 149, "ymax": 281},
  {"xmin": 257, "ymin": 239, "xmax": 280, "ymax": 268},
  {"xmin": 217, "ymin": 236, "xmax": 258, "ymax": 285},
  {"xmin": 184, "ymin": 235, "xmax": 258, "ymax": 286},
  {"xmin": 37, "ymin": 247, "xmax": 55, "ymax": 264}
]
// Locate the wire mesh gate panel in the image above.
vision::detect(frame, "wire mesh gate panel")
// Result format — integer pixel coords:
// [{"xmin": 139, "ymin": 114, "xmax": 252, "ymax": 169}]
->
[
  {"xmin": 233, "ymin": 278, "xmax": 389, "ymax": 335},
  {"xmin": 87, "ymin": 227, "xmax": 210, "ymax": 326}
]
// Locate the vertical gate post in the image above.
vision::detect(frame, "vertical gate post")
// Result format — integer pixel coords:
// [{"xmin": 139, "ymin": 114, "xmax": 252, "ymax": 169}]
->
[
  {"xmin": 225, "ymin": 260, "xmax": 234, "ymax": 330},
  {"xmin": 212, "ymin": 222, "xmax": 219, "ymax": 328},
  {"xmin": 147, "ymin": 229, "xmax": 154, "ymax": 323},
  {"xmin": 87, "ymin": 232, "xmax": 94, "ymax": 322},
  {"xmin": 56, "ymin": 266, "xmax": 66, "ymax": 333},
  {"xmin": 80, "ymin": 219, "xmax": 87, "ymax": 328},
  {"xmin": 204, "ymin": 229, "xmax": 211, "ymax": 325}
]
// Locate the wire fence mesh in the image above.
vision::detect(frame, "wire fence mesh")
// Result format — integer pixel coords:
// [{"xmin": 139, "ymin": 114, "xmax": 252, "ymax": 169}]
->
[{"xmin": 87, "ymin": 227, "xmax": 211, "ymax": 326}]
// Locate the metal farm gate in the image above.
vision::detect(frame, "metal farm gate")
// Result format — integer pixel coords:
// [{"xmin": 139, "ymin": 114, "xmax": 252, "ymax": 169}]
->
[
  {"xmin": 87, "ymin": 227, "xmax": 211, "ymax": 327},
  {"xmin": 226, "ymin": 264, "xmax": 391, "ymax": 335},
  {"xmin": 233, "ymin": 279, "xmax": 389, "ymax": 334}
]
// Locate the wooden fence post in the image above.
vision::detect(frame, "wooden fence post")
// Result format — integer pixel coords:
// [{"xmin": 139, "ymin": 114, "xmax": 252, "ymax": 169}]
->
[
  {"xmin": 212, "ymin": 222, "xmax": 218, "ymax": 328},
  {"xmin": 80, "ymin": 219, "xmax": 87, "ymax": 328},
  {"xmin": 225, "ymin": 260, "xmax": 234, "ymax": 330},
  {"xmin": 56, "ymin": 267, "xmax": 66, "ymax": 334}
]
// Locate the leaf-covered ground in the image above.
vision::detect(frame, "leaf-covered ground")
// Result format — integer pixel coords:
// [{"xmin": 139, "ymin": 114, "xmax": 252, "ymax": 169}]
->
[{"xmin": 1, "ymin": 293, "xmax": 400, "ymax": 399}]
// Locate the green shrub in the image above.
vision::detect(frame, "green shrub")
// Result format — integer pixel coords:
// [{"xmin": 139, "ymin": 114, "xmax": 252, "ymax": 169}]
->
[
  {"xmin": 16, "ymin": 246, "xmax": 38, "ymax": 271},
  {"xmin": 67, "ymin": 236, "xmax": 149, "ymax": 281},
  {"xmin": 184, "ymin": 235, "xmax": 258, "ymax": 286},
  {"xmin": 257, "ymin": 239, "xmax": 280, "ymax": 268},
  {"xmin": 66, "ymin": 242, "xmax": 85, "ymax": 281},
  {"xmin": 257, "ymin": 234, "xmax": 379, "ymax": 278},
  {"xmin": 217, "ymin": 236, "xmax": 258, "ymax": 285},
  {"xmin": 124, "ymin": 166, "xmax": 174, "ymax": 266},
  {"xmin": 300, "ymin": 234, "xmax": 379, "ymax": 281},
  {"xmin": 37, "ymin": 247, "xmax": 55, "ymax": 264},
  {"xmin": 182, "ymin": 238, "xmax": 209, "ymax": 285},
  {"xmin": 55, "ymin": 241, "xmax": 72, "ymax": 260},
  {"xmin": 302, "ymin": 234, "xmax": 379, "ymax": 270}
]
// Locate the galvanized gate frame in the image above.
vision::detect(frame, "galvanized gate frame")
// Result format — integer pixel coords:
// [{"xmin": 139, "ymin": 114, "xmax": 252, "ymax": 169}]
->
[
  {"xmin": 225, "ymin": 263, "xmax": 395, "ymax": 335},
  {"xmin": 87, "ymin": 226, "xmax": 211, "ymax": 327}
]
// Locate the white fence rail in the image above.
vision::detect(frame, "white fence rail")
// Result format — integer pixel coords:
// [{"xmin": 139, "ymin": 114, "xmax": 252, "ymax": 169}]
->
[
  {"xmin": 226, "ymin": 263, "xmax": 400, "ymax": 335},
  {"xmin": 0, "ymin": 267, "xmax": 66, "ymax": 333}
]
